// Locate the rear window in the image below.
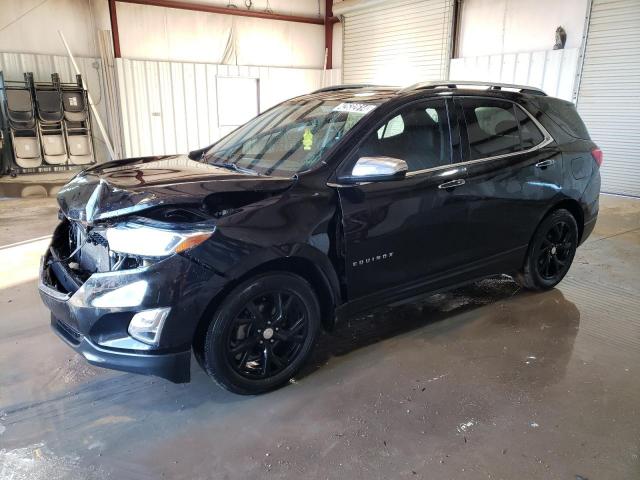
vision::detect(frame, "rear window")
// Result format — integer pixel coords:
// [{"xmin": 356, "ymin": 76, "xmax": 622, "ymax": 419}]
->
[
  {"xmin": 460, "ymin": 98, "xmax": 547, "ymax": 160},
  {"xmin": 536, "ymin": 98, "xmax": 591, "ymax": 140}
]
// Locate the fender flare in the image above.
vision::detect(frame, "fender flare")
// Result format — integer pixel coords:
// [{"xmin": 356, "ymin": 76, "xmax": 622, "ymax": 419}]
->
[{"xmin": 227, "ymin": 243, "xmax": 341, "ymax": 298}]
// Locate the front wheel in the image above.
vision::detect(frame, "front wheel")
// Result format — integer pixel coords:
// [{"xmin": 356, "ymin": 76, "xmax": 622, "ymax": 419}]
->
[
  {"xmin": 517, "ymin": 208, "xmax": 579, "ymax": 291},
  {"xmin": 202, "ymin": 272, "xmax": 321, "ymax": 395}
]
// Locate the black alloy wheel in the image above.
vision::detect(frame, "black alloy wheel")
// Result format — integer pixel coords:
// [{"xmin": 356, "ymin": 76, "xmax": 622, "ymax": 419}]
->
[
  {"xmin": 518, "ymin": 208, "xmax": 579, "ymax": 290},
  {"xmin": 536, "ymin": 220, "xmax": 574, "ymax": 281},
  {"xmin": 225, "ymin": 291, "xmax": 310, "ymax": 380},
  {"xmin": 202, "ymin": 272, "xmax": 320, "ymax": 394}
]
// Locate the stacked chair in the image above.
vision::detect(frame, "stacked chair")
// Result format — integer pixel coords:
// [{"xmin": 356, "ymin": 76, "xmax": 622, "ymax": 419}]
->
[
  {"xmin": 36, "ymin": 74, "xmax": 68, "ymax": 165},
  {"xmin": 61, "ymin": 79, "xmax": 94, "ymax": 165},
  {"xmin": 0, "ymin": 71, "xmax": 96, "ymax": 175},
  {"xmin": 1, "ymin": 73, "xmax": 42, "ymax": 169}
]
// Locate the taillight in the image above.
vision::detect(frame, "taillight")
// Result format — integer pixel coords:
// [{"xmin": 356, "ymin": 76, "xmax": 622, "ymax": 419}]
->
[{"xmin": 591, "ymin": 147, "xmax": 603, "ymax": 167}]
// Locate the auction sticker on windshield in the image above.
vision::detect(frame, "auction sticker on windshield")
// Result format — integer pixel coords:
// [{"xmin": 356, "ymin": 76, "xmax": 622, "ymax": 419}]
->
[{"xmin": 333, "ymin": 103, "xmax": 377, "ymax": 114}]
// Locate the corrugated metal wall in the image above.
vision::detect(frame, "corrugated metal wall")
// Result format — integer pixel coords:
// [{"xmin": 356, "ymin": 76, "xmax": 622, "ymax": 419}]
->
[
  {"xmin": 116, "ymin": 59, "xmax": 341, "ymax": 158},
  {"xmin": 342, "ymin": 0, "xmax": 454, "ymax": 85},
  {"xmin": 576, "ymin": 0, "xmax": 640, "ymax": 197},
  {"xmin": 449, "ymin": 48, "xmax": 580, "ymax": 101},
  {"xmin": 0, "ymin": 52, "xmax": 99, "ymax": 85}
]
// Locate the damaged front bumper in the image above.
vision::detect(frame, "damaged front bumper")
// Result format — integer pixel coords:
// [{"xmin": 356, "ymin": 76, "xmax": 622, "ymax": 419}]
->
[
  {"xmin": 39, "ymin": 239, "xmax": 221, "ymax": 383},
  {"xmin": 49, "ymin": 313, "xmax": 192, "ymax": 383}
]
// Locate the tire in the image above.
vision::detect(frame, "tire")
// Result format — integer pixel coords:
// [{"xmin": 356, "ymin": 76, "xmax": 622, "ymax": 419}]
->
[
  {"xmin": 201, "ymin": 272, "xmax": 321, "ymax": 395},
  {"xmin": 517, "ymin": 208, "xmax": 579, "ymax": 291}
]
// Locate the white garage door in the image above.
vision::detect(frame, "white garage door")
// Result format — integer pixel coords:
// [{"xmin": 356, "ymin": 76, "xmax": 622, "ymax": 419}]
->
[
  {"xmin": 577, "ymin": 0, "xmax": 640, "ymax": 197},
  {"xmin": 338, "ymin": 0, "xmax": 454, "ymax": 85}
]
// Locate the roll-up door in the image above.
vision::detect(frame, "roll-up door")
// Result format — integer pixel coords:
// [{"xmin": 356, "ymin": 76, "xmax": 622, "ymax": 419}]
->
[
  {"xmin": 337, "ymin": 0, "xmax": 454, "ymax": 85},
  {"xmin": 577, "ymin": 0, "xmax": 640, "ymax": 197}
]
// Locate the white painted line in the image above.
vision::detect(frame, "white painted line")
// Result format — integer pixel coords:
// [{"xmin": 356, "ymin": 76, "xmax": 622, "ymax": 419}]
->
[{"xmin": 0, "ymin": 236, "xmax": 52, "ymax": 251}]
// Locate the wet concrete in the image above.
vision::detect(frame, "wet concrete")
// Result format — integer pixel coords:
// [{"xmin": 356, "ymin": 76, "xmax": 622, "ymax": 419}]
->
[{"xmin": 0, "ymin": 194, "xmax": 639, "ymax": 479}]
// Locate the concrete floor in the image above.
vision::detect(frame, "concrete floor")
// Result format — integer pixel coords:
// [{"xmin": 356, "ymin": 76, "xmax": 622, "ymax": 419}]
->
[{"xmin": 0, "ymin": 194, "xmax": 638, "ymax": 480}]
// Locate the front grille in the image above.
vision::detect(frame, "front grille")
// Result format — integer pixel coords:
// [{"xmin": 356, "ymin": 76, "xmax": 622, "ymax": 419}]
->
[{"xmin": 69, "ymin": 221, "xmax": 111, "ymax": 273}]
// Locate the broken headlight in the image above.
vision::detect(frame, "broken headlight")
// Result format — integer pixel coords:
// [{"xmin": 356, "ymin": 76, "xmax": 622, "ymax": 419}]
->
[{"xmin": 105, "ymin": 222, "xmax": 214, "ymax": 258}]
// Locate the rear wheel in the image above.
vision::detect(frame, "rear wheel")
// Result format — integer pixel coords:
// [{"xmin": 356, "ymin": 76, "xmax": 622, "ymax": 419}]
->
[
  {"xmin": 202, "ymin": 272, "xmax": 320, "ymax": 394},
  {"xmin": 517, "ymin": 208, "xmax": 578, "ymax": 291}
]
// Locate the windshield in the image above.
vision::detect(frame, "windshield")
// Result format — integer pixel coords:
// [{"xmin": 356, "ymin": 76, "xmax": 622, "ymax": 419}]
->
[{"xmin": 203, "ymin": 98, "xmax": 379, "ymax": 176}]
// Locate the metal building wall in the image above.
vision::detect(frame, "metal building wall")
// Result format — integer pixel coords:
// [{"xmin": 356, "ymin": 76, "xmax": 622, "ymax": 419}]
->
[
  {"xmin": 116, "ymin": 58, "xmax": 341, "ymax": 158},
  {"xmin": 1, "ymin": 51, "xmax": 341, "ymax": 161},
  {"xmin": 449, "ymin": 48, "xmax": 580, "ymax": 101},
  {"xmin": 576, "ymin": 0, "xmax": 640, "ymax": 197},
  {"xmin": 456, "ymin": 0, "xmax": 589, "ymax": 57}
]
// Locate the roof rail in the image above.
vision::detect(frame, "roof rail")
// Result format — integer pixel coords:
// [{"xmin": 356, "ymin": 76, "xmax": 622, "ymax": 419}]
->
[
  {"xmin": 399, "ymin": 80, "xmax": 547, "ymax": 96},
  {"xmin": 312, "ymin": 84, "xmax": 377, "ymax": 94}
]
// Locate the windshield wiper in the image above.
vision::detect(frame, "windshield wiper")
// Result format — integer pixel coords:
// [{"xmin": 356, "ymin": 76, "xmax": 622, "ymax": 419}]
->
[{"xmin": 216, "ymin": 162, "xmax": 262, "ymax": 176}]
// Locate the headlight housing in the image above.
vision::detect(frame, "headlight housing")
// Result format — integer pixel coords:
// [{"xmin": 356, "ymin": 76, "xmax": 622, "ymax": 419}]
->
[{"xmin": 105, "ymin": 222, "xmax": 213, "ymax": 257}]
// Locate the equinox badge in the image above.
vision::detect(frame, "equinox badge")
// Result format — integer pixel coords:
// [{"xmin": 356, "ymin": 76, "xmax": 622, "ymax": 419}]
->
[{"xmin": 353, "ymin": 252, "xmax": 394, "ymax": 267}]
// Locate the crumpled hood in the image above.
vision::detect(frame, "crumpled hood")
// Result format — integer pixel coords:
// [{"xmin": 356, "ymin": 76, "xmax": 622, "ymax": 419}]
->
[{"xmin": 57, "ymin": 155, "xmax": 295, "ymax": 223}]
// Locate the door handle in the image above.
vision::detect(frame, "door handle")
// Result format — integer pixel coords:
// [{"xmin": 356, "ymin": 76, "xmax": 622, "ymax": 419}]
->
[
  {"xmin": 438, "ymin": 178, "xmax": 466, "ymax": 190},
  {"xmin": 535, "ymin": 159, "xmax": 555, "ymax": 169}
]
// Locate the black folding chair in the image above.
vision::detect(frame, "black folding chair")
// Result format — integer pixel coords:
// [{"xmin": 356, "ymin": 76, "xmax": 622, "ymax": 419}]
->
[
  {"xmin": 5, "ymin": 82, "xmax": 42, "ymax": 169},
  {"xmin": 62, "ymin": 78, "xmax": 94, "ymax": 165},
  {"xmin": 35, "ymin": 75, "xmax": 68, "ymax": 165}
]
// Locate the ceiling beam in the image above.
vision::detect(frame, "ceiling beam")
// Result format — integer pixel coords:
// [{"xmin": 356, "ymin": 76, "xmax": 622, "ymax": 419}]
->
[
  {"xmin": 108, "ymin": 1, "xmax": 340, "ymax": 62},
  {"xmin": 116, "ymin": 0, "xmax": 326, "ymax": 25}
]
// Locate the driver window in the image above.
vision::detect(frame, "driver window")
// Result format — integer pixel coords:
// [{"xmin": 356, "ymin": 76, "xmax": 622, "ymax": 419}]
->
[{"xmin": 358, "ymin": 100, "xmax": 451, "ymax": 172}]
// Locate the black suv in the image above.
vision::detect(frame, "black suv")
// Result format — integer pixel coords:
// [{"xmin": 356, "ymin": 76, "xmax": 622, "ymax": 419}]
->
[{"xmin": 39, "ymin": 82, "xmax": 601, "ymax": 394}]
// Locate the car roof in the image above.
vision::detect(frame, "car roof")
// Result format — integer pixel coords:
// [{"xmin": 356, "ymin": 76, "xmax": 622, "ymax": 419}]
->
[{"xmin": 297, "ymin": 81, "xmax": 547, "ymax": 105}]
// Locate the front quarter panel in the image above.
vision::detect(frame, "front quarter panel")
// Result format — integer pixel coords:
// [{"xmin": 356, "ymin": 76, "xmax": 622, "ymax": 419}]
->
[{"xmin": 188, "ymin": 183, "xmax": 341, "ymax": 287}]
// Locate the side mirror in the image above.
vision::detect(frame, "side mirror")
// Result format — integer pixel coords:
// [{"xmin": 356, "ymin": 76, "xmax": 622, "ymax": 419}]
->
[
  {"xmin": 339, "ymin": 156, "xmax": 408, "ymax": 183},
  {"xmin": 188, "ymin": 146, "xmax": 208, "ymax": 160}
]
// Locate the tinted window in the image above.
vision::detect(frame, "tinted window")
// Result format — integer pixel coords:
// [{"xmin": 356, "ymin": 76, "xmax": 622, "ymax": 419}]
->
[
  {"xmin": 537, "ymin": 97, "xmax": 590, "ymax": 139},
  {"xmin": 461, "ymin": 99, "xmax": 520, "ymax": 159},
  {"xmin": 460, "ymin": 98, "xmax": 546, "ymax": 160},
  {"xmin": 357, "ymin": 101, "xmax": 450, "ymax": 172},
  {"xmin": 377, "ymin": 115, "xmax": 404, "ymax": 139},
  {"xmin": 515, "ymin": 104, "xmax": 545, "ymax": 148}
]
